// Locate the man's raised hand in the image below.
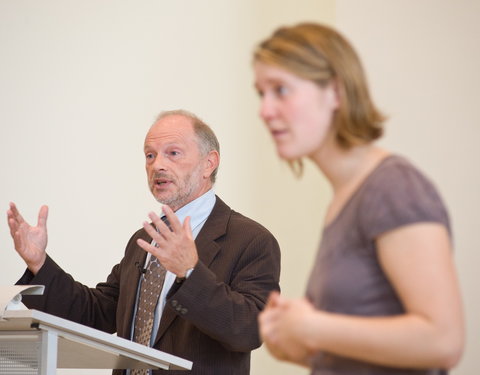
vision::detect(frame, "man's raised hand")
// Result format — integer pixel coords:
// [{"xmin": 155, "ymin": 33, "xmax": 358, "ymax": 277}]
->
[{"xmin": 7, "ymin": 202, "xmax": 48, "ymax": 274}]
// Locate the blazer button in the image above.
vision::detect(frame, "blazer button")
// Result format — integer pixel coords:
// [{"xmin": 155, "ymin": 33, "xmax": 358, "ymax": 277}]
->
[
  {"xmin": 181, "ymin": 308, "xmax": 188, "ymax": 315},
  {"xmin": 171, "ymin": 300, "xmax": 178, "ymax": 307},
  {"xmin": 176, "ymin": 305, "xmax": 183, "ymax": 312}
]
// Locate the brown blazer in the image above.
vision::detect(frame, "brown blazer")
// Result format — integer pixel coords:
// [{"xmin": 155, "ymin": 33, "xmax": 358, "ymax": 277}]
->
[{"xmin": 19, "ymin": 196, "xmax": 281, "ymax": 375}]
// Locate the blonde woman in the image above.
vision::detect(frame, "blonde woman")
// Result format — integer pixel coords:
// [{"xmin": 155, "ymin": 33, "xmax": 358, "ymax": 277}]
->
[{"xmin": 254, "ymin": 23, "xmax": 464, "ymax": 375}]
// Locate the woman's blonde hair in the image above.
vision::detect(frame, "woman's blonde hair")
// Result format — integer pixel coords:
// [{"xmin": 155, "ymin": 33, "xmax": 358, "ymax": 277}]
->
[{"xmin": 254, "ymin": 23, "xmax": 385, "ymax": 153}]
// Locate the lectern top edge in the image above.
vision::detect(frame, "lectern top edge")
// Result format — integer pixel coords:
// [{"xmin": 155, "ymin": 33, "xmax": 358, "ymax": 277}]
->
[{"xmin": 0, "ymin": 308, "xmax": 193, "ymax": 371}]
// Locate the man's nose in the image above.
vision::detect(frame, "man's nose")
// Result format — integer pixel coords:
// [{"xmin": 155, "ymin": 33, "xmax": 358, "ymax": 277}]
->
[{"xmin": 152, "ymin": 154, "xmax": 167, "ymax": 171}]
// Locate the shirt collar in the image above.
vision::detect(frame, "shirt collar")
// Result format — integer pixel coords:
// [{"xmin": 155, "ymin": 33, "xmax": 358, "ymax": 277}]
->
[{"xmin": 162, "ymin": 189, "xmax": 216, "ymax": 234}]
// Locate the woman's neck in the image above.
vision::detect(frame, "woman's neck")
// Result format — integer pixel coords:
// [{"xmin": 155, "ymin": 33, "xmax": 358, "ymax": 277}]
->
[
  {"xmin": 309, "ymin": 137, "xmax": 389, "ymax": 194},
  {"xmin": 309, "ymin": 137, "xmax": 390, "ymax": 227}
]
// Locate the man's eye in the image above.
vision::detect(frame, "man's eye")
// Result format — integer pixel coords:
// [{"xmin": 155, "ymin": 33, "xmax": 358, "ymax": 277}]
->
[{"xmin": 146, "ymin": 153, "xmax": 154, "ymax": 160}]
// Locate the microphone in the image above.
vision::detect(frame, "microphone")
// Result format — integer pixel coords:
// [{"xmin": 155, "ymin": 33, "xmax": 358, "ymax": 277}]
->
[{"xmin": 135, "ymin": 261, "xmax": 147, "ymax": 274}]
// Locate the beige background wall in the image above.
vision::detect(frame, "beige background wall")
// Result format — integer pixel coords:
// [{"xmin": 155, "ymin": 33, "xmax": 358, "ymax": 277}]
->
[{"xmin": 0, "ymin": 1, "xmax": 477, "ymax": 374}]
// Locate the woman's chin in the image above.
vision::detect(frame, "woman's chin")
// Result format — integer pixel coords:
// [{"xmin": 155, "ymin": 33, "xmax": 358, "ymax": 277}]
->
[{"xmin": 277, "ymin": 148, "xmax": 302, "ymax": 161}]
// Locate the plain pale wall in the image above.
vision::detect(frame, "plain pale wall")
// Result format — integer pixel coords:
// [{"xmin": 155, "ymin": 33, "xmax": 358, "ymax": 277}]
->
[
  {"xmin": 0, "ymin": 1, "xmax": 333, "ymax": 375},
  {"xmin": 336, "ymin": 1, "xmax": 480, "ymax": 374}
]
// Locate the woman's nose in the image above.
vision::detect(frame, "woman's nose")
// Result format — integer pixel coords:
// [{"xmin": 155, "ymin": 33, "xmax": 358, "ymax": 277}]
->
[{"xmin": 259, "ymin": 95, "xmax": 276, "ymax": 123}]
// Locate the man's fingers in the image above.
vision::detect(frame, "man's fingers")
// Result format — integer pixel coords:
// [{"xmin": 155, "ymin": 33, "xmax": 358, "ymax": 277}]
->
[
  {"xmin": 142, "ymin": 220, "xmax": 160, "ymax": 241},
  {"xmin": 147, "ymin": 212, "xmax": 171, "ymax": 237},
  {"xmin": 37, "ymin": 205, "xmax": 49, "ymax": 229},
  {"xmin": 137, "ymin": 238, "xmax": 156, "ymax": 253},
  {"xmin": 7, "ymin": 203, "xmax": 25, "ymax": 237},
  {"xmin": 9, "ymin": 202, "xmax": 25, "ymax": 223},
  {"xmin": 8, "ymin": 203, "xmax": 48, "ymax": 231},
  {"xmin": 183, "ymin": 216, "xmax": 193, "ymax": 241},
  {"xmin": 11, "ymin": 227, "xmax": 22, "ymax": 249},
  {"xmin": 162, "ymin": 205, "xmax": 182, "ymax": 232},
  {"xmin": 136, "ymin": 238, "xmax": 167, "ymax": 262},
  {"xmin": 7, "ymin": 216, "xmax": 18, "ymax": 237}
]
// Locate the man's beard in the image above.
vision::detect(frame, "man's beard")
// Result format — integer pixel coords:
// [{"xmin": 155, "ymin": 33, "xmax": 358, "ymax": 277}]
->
[{"xmin": 150, "ymin": 168, "xmax": 202, "ymax": 210}]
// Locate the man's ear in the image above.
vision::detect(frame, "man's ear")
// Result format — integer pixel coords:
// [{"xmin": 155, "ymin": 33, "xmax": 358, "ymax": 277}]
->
[{"xmin": 203, "ymin": 150, "xmax": 220, "ymax": 179}]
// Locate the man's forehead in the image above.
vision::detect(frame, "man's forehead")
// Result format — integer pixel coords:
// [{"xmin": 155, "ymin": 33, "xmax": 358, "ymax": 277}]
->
[
  {"xmin": 144, "ymin": 116, "xmax": 196, "ymax": 146},
  {"xmin": 150, "ymin": 114, "xmax": 193, "ymax": 132}
]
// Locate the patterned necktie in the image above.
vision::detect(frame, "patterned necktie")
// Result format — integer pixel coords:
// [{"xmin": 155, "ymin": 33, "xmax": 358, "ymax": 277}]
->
[{"xmin": 131, "ymin": 216, "xmax": 169, "ymax": 375}]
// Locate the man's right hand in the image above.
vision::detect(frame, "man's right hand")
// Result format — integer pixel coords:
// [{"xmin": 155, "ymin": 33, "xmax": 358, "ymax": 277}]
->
[{"xmin": 7, "ymin": 202, "xmax": 48, "ymax": 274}]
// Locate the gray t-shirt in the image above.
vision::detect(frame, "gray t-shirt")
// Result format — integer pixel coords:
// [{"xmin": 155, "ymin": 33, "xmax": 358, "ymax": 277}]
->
[{"xmin": 306, "ymin": 155, "xmax": 450, "ymax": 375}]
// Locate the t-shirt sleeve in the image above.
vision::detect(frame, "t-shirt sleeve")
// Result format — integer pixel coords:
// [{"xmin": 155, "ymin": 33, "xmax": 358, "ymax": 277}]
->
[{"xmin": 359, "ymin": 160, "xmax": 450, "ymax": 240}]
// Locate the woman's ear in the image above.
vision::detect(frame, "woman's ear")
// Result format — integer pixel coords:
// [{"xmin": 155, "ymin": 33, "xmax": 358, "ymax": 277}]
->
[{"xmin": 327, "ymin": 79, "xmax": 340, "ymax": 110}]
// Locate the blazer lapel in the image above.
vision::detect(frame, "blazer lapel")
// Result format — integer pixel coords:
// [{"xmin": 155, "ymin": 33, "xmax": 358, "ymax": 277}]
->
[
  {"xmin": 118, "ymin": 231, "xmax": 150, "ymax": 339},
  {"xmin": 124, "ymin": 250, "xmax": 148, "ymax": 328}
]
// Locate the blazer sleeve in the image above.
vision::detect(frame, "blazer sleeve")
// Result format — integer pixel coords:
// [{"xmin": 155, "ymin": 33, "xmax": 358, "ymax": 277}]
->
[
  {"xmin": 15, "ymin": 228, "xmax": 149, "ymax": 334},
  {"xmin": 16, "ymin": 255, "xmax": 119, "ymax": 333}
]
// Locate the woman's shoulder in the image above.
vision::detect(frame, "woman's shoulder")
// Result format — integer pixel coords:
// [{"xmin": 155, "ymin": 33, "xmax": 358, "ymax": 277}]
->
[
  {"xmin": 362, "ymin": 154, "xmax": 440, "ymax": 198},
  {"xmin": 358, "ymin": 154, "xmax": 451, "ymax": 238},
  {"xmin": 369, "ymin": 154, "xmax": 428, "ymax": 183}
]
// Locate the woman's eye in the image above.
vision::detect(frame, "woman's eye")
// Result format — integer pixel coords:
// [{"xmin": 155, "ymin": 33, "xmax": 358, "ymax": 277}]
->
[{"xmin": 275, "ymin": 85, "xmax": 288, "ymax": 97}]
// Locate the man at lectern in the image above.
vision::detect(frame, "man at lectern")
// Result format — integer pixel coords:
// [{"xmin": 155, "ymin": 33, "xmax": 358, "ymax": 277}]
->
[{"xmin": 7, "ymin": 109, "xmax": 281, "ymax": 375}]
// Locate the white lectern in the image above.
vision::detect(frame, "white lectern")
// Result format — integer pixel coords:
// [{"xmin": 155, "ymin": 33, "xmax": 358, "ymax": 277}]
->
[{"xmin": 0, "ymin": 286, "xmax": 192, "ymax": 374}]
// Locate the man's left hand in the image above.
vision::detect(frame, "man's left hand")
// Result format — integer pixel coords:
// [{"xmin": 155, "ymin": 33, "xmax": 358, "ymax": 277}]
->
[{"xmin": 137, "ymin": 205, "xmax": 198, "ymax": 277}]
